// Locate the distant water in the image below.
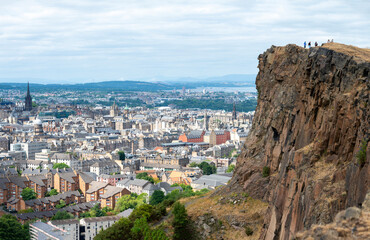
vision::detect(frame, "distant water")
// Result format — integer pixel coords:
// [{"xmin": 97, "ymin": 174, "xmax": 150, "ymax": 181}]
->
[{"xmin": 193, "ymin": 87, "xmax": 257, "ymax": 93}]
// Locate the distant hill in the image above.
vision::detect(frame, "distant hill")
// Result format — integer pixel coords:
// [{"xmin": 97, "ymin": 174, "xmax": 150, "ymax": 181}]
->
[
  {"xmin": 162, "ymin": 74, "xmax": 256, "ymax": 88},
  {"xmin": 0, "ymin": 74, "xmax": 257, "ymax": 92},
  {"xmin": 0, "ymin": 81, "xmax": 174, "ymax": 92}
]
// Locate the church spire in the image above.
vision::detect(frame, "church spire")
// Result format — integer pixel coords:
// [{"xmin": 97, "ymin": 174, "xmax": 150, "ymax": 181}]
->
[
  {"xmin": 232, "ymin": 102, "xmax": 237, "ymax": 120},
  {"xmin": 24, "ymin": 82, "xmax": 33, "ymax": 111}
]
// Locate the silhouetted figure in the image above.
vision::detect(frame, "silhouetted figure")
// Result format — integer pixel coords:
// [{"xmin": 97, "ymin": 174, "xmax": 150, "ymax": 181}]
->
[
  {"xmin": 327, "ymin": 39, "xmax": 330, "ymax": 43},
  {"xmin": 315, "ymin": 42, "xmax": 318, "ymax": 47},
  {"xmin": 308, "ymin": 42, "xmax": 311, "ymax": 48},
  {"xmin": 304, "ymin": 41, "xmax": 306, "ymax": 48},
  {"xmin": 331, "ymin": 39, "xmax": 334, "ymax": 43}
]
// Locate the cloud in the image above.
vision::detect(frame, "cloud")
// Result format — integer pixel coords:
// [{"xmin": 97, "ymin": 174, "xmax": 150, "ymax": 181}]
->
[{"xmin": 0, "ymin": 0, "xmax": 368, "ymax": 82}]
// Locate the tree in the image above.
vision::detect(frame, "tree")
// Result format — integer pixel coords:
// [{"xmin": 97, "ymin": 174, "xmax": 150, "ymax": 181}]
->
[
  {"xmin": 89, "ymin": 203, "xmax": 105, "ymax": 217},
  {"xmin": 53, "ymin": 163, "xmax": 70, "ymax": 169},
  {"xmin": 0, "ymin": 214, "xmax": 30, "ymax": 240},
  {"xmin": 118, "ymin": 150, "xmax": 125, "ymax": 161},
  {"xmin": 114, "ymin": 193, "xmax": 147, "ymax": 213},
  {"xmin": 136, "ymin": 172, "xmax": 155, "ymax": 184},
  {"xmin": 21, "ymin": 187, "xmax": 37, "ymax": 200},
  {"xmin": 45, "ymin": 189, "xmax": 58, "ymax": 197},
  {"xmin": 198, "ymin": 161, "xmax": 216, "ymax": 175},
  {"xmin": 226, "ymin": 164, "xmax": 235, "ymax": 173},
  {"xmin": 129, "ymin": 204, "xmax": 154, "ymax": 222},
  {"xmin": 95, "ymin": 217, "xmax": 133, "ymax": 240},
  {"xmin": 130, "ymin": 217, "xmax": 149, "ymax": 240},
  {"xmin": 172, "ymin": 202, "xmax": 189, "ymax": 240},
  {"xmin": 189, "ymin": 162, "xmax": 198, "ymax": 167},
  {"xmin": 51, "ymin": 211, "xmax": 74, "ymax": 220},
  {"xmin": 56, "ymin": 200, "xmax": 66, "ymax": 209},
  {"xmin": 150, "ymin": 190, "xmax": 165, "ymax": 205}
]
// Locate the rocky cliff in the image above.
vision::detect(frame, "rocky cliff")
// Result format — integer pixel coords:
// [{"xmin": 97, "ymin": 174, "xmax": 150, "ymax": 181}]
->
[{"xmin": 228, "ymin": 43, "xmax": 369, "ymax": 239}]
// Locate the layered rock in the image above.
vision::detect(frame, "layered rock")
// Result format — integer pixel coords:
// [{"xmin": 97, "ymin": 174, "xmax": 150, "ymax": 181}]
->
[
  {"xmin": 296, "ymin": 193, "xmax": 370, "ymax": 239},
  {"xmin": 227, "ymin": 43, "xmax": 369, "ymax": 239}
]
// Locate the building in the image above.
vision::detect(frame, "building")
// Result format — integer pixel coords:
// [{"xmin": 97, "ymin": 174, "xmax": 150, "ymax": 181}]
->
[
  {"xmin": 30, "ymin": 221, "xmax": 75, "ymax": 240},
  {"xmin": 34, "ymin": 119, "xmax": 44, "ymax": 135},
  {"xmin": 85, "ymin": 181, "xmax": 108, "ymax": 202},
  {"xmin": 100, "ymin": 185, "xmax": 130, "ymax": 209},
  {"xmin": 96, "ymin": 174, "xmax": 126, "ymax": 186},
  {"xmin": 78, "ymin": 172, "xmax": 94, "ymax": 196},
  {"xmin": 27, "ymin": 175, "xmax": 48, "ymax": 198},
  {"xmin": 179, "ymin": 130, "xmax": 205, "ymax": 143},
  {"xmin": 191, "ymin": 173, "xmax": 232, "ymax": 190},
  {"xmin": 116, "ymin": 178, "xmax": 152, "ymax": 196},
  {"xmin": 140, "ymin": 155, "xmax": 189, "ymax": 167},
  {"xmin": 204, "ymin": 130, "xmax": 231, "ymax": 146},
  {"xmin": 10, "ymin": 142, "xmax": 48, "ymax": 160},
  {"xmin": 80, "ymin": 216, "xmax": 121, "ymax": 240},
  {"xmin": 232, "ymin": 102, "xmax": 237, "ymax": 120},
  {"xmin": 48, "ymin": 219, "xmax": 80, "ymax": 240},
  {"xmin": 89, "ymin": 161, "xmax": 121, "ymax": 175},
  {"xmin": 51, "ymin": 153, "xmax": 77, "ymax": 167},
  {"xmin": 110, "ymin": 102, "xmax": 119, "ymax": 117},
  {"xmin": 156, "ymin": 182, "xmax": 182, "ymax": 195},
  {"xmin": 25, "ymin": 82, "xmax": 32, "ymax": 111},
  {"xmin": 15, "ymin": 201, "xmax": 98, "ymax": 224},
  {"xmin": 7, "ymin": 190, "xmax": 81, "ymax": 212},
  {"xmin": 0, "ymin": 137, "xmax": 9, "ymax": 151},
  {"xmin": 54, "ymin": 171, "xmax": 79, "ymax": 193},
  {"xmin": 35, "ymin": 149, "xmax": 53, "ymax": 162}
]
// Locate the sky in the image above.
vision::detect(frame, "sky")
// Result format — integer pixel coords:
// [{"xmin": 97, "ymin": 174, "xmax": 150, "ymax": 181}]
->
[{"xmin": 0, "ymin": 0, "xmax": 369, "ymax": 83}]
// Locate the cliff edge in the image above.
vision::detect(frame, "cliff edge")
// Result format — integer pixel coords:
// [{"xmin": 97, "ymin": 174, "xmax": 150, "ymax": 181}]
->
[{"xmin": 227, "ymin": 43, "xmax": 369, "ymax": 239}]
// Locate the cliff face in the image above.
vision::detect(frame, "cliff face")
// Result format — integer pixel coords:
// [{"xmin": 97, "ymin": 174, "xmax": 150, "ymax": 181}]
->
[{"xmin": 229, "ymin": 43, "xmax": 370, "ymax": 239}]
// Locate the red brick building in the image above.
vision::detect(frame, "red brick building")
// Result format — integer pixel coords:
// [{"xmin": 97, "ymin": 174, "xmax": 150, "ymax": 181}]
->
[{"xmin": 179, "ymin": 130, "xmax": 205, "ymax": 143}]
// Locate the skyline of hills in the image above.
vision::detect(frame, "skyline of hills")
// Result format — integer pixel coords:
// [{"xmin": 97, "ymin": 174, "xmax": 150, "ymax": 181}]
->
[{"xmin": 0, "ymin": 74, "xmax": 257, "ymax": 91}]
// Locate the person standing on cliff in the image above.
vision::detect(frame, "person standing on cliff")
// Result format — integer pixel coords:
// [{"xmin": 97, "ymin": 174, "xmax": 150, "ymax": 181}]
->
[
  {"xmin": 304, "ymin": 41, "xmax": 306, "ymax": 48},
  {"xmin": 315, "ymin": 42, "xmax": 318, "ymax": 47},
  {"xmin": 308, "ymin": 41, "xmax": 311, "ymax": 48}
]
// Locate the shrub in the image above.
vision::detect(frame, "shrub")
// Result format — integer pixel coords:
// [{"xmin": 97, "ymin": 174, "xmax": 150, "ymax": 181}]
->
[
  {"xmin": 245, "ymin": 226, "xmax": 254, "ymax": 236},
  {"xmin": 51, "ymin": 211, "xmax": 74, "ymax": 220},
  {"xmin": 262, "ymin": 166, "xmax": 270, "ymax": 177},
  {"xmin": 45, "ymin": 189, "xmax": 58, "ymax": 197},
  {"xmin": 226, "ymin": 164, "xmax": 235, "ymax": 173},
  {"xmin": 52, "ymin": 163, "xmax": 69, "ymax": 169},
  {"xmin": 357, "ymin": 139, "xmax": 368, "ymax": 167}
]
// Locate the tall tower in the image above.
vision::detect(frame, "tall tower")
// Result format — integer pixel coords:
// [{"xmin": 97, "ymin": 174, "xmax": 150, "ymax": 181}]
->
[
  {"xmin": 110, "ymin": 101, "xmax": 119, "ymax": 117},
  {"xmin": 204, "ymin": 111, "xmax": 209, "ymax": 131},
  {"xmin": 24, "ymin": 82, "xmax": 32, "ymax": 111},
  {"xmin": 232, "ymin": 102, "xmax": 237, "ymax": 120}
]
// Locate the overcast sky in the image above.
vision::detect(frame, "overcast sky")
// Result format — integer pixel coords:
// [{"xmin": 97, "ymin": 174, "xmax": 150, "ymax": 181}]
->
[{"xmin": 0, "ymin": 0, "xmax": 369, "ymax": 83}]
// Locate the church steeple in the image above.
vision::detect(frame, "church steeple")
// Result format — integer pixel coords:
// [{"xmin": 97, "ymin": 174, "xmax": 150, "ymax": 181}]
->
[
  {"xmin": 232, "ymin": 102, "xmax": 237, "ymax": 120},
  {"xmin": 24, "ymin": 82, "xmax": 32, "ymax": 111}
]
